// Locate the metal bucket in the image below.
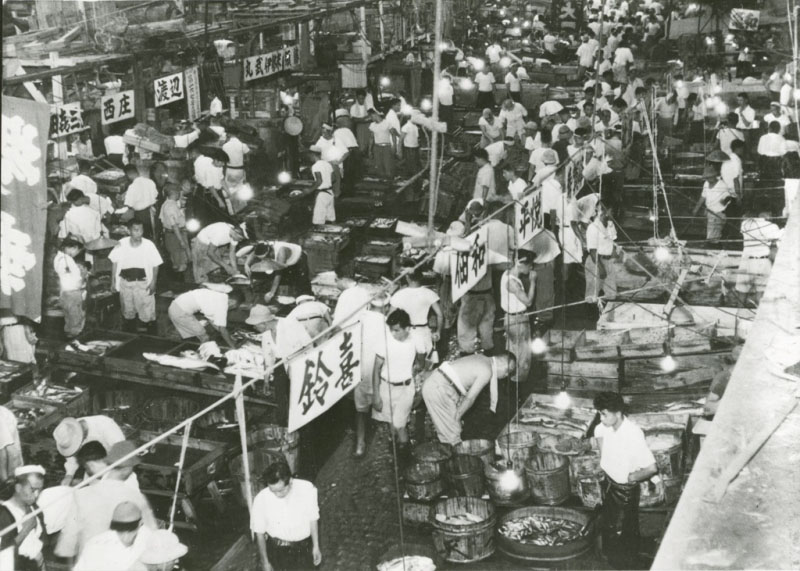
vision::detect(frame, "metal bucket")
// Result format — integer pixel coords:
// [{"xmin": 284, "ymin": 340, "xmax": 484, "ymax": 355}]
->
[
  {"xmin": 228, "ymin": 449, "xmax": 284, "ymax": 507},
  {"xmin": 525, "ymin": 449, "xmax": 571, "ymax": 506},
  {"xmin": 453, "ymin": 439, "xmax": 494, "ymax": 468},
  {"xmin": 247, "ymin": 425, "xmax": 300, "ymax": 475},
  {"xmin": 405, "ymin": 461, "xmax": 445, "ymax": 501},
  {"xmin": 496, "ymin": 430, "xmax": 538, "ymax": 470},
  {"xmin": 447, "ymin": 454, "xmax": 485, "ymax": 497},
  {"xmin": 484, "ymin": 461, "xmax": 530, "ymax": 506},
  {"xmin": 431, "ymin": 497, "xmax": 496, "ymax": 563}
]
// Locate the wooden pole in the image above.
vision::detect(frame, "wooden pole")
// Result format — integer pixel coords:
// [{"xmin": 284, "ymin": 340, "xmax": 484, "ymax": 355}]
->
[
  {"xmin": 427, "ymin": 0, "xmax": 444, "ymax": 236},
  {"xmin": 234, "ymin": 374, "xmax": 255, "ymax": 511}
]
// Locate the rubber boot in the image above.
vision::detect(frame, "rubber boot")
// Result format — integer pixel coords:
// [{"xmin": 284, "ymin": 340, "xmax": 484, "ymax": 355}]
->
[
  {"xmin": 144, "ymin": 320, "xmax": 158, "ymax": 336},
  {"xmin": 122, "ymin": 318, "xmax": 138, "ymax": 333}
]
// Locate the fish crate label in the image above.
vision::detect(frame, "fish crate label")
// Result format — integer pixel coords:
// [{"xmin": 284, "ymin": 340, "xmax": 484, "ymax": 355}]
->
[
  {"xmin": 243, "ymin": 45, "xmax": 299, "ymax": 83},
  {"xmin": 515, "ymin": 188, "xmax": 542, "ymax": 247},
  {"xmin": 450, "ymin": 226, "xmax": 489, "ymax": 302},
  {"xmin": 49, "ymin": 103, "xmax": 84, "ymax": 139},
  {"xmin": 184, "ymin": 66, "xmax": 201, "ymax": 121},
  {"xmin": 154, "ymin": 72, "xmax": 185, "ymax": 107},
  {"xmin": 100, "ymin": 90, "xmax": 135, "ymax": 125},
  {"xmin": 288, "ymin": 323, "xmax": 361, "ymax": 432}
]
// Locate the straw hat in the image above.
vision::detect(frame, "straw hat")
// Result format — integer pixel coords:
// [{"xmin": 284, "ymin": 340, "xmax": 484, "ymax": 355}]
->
[
  {"xmin": 53, "ymin": 418, "xmax": 84, "ymax": 457},
  {"xmin": 139, "ymin": 530, "xmax": 188, "ymax": 565},
  {"xmin": 245, "ymin": 305, "xmax": 276, "ymax": 326}
]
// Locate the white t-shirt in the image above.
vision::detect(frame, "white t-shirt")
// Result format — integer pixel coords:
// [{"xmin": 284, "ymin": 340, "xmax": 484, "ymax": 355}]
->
[
  {"xmin": 594, "ymin": 418, "xmax": 656, "ymax": 485},
  {"xmin": 504, "ymin": 72, "xmax": 521, "ymax": 93},
  {"xmin": 720, "ymin": 155, "xmax": 742, "ymax": 190},
  {"xmin": 402, "ymin": 122, "xmax": 420, "ymax": 148},
  {"xmin": 529, "ymin": 147, "xmax": 550, "ymax": 172},
  {"xmin": 541, "ymin": 177, "xmax": 565, "ymax": 226},
  {"xmin": 740, "ymin": 218, "xmax": 783, "ymax": 258},
  {"xmin": 439, "ymin": 79, "xmax": 454, "ymax": 106},
  {"xmin": 474, "ymin": 163, "xmax": 496, "ymax": 199},
  {"xmin": 222, "ymin": 137, "xmax": 250, "ymax": 168},
  {"xmin": 108, "ymin": 237, "xmax": 163, "ymax": 288},
  {"xmin": 717, "ymin": 128, "xmax": 744, "ymax": 156},
  {"xmin": 194, "ymin": 155, "xmax": 224, "ymax": 189},
  {"xmin": 369, "ymin": 120, "xmax": 393, "ymax": 145},
  {"xmin": 104, "ymin": 135, "xmax": 126, "ymax": 155},
  {"xmin": 486, "ymin": 141, "xmax": 506, "ymax": 167},
  {"xmin": 524, "ymin": 132, "xmax": 542, "ymax": 151},
  {"xmin": 735, "ymin": 105, "xmax": 757, "ymax": 129},
  {"xmin": 486, "ymin": 44, "xmax": 502, "ymax": 63},
  {"xmin": 702, "ymin": 180, "xmax": 735, "ymax": 213},
  {"xmin": 763, "ymin": 113, "xmax": 791, "ymax": 135},
  {"xmin": 73, "ymin": 527, "xmax": 151, "ymax": 571},
  {"xmin": 475, "ymin": 71, "xmax": 496, "ymax": 92},
  {"xmin": 333, "ymin": 127, "xmax": 358, "ymax": 149},
  {"xmin": 613, "ymin": 47, "xmax": 634, "ymax": 67},
  {"xmin": 0, "ymin": 406, "xmax": 22, "ymax": 475},
  {"xmin": 174, "ymin": 289, "xmax": 229, "ymax": 327},
  {"xmin": 757, "ymin": 133, "xmax": 786, "ymax": 157},
  {"xmin": 311, "ymin": 160, "xmax": 334, "ymax": 190},
  {"xmin": 500, "ymin": 272, "xmax": 528, "ymax": 313},
  {"xmin": 390, "ymin": 287, "xmax": 439, "ymax": 326},
  {"xmin": 59, "ymin": 205, "xmax": 102, "ymax": 244},
  {"xmin": 332, "ymin": 285, "xmax": 372, "ymax": 328},
  {"xmin": 376, "ymin": 330, "xmax": 425, "ymax": 383},
  {"xmin": 197, "ymin": 222, "xmax": 235, "ymax": 246},
  {"xmin": 54, "ymin": 251, "xmax": 84, "ymax": 292},
  {"xmin": 350, "ymin": 102, "xmax": 369, "ymax": 119},
  {"xmin": 250, "ymin": 479, "xmax": 319, "ymax": 542},
  {"xmin": 68, "ymin": 174, "xmax": 98, "ymax": 196},
  {"xmin": 577, "ymin": 41, "xmax": 598, "ymax": 67},
  {"xmin": 124, "ymin": 177, "xmax": 158, "ymax": 211},
  {"xmin": 507, "ymin": 178, "xmax": 527, "ymax": 200},
  {"xmin": 478, "ymin": 117, "xmax": 503, "ymax": 141},
  {"xmin": 586, "ymin": 219, "xmax": 617, "ymax": 255}
]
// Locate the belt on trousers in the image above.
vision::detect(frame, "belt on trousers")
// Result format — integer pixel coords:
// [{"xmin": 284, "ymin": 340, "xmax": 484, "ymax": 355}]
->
[
  {"xmin": 598, "ymin": 254, "xmax": 613, "ymax": 259},
  {"xmin": 375, "ymin": 143, "xmax": 391, "ymax": 147},
  {"xmin": 227, "ymin": 164, "xmax": 244, "ymax": 169},
  {"xmin": 746, "ymin": 255, "xmax": 770, "ymax": 259},
  {"xmin": 267, "ymin": 536, "xmax": 310, "ymax": 547},
  {"xmin": 383, "ymin": 377, "xmax": 412, "ymax": 386},
  {"xmin": 467, "ymin": 289, "xmax": 492, "ymax": 295},
  {"xmin": 411, "ymin": 324, "xmax": 428, "ymax": 328},
  {"xmin": 316, "ymin": 188, "xmax": 332, "ymax": 194},
  {"xmin": 122, "ymin": 277, "xmax": 147, "ymax": 282}
]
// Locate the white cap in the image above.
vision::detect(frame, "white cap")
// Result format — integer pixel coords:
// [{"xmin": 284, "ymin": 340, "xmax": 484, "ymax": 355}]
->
[
  {"xmin": 210, "ymin": 97, "xmax": 223, "ymax": 116},
  {"xmin": 15, "ymin": 465, "xmax": 45, "ymax": 478},
  {"xmin": 334, "ymin": 109, "xmax": 349, "ymax": 118}
]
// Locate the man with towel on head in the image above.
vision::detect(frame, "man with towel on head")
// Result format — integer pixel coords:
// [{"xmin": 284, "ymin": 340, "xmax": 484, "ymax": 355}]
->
[
  {"xmin": 422, "ymin": 352, "xmax": 516, "ymax": 446},
  {"xmin": 73, "ymin": 501, "xmax": 153, "ymax": 571},
  {"xmin": 0, "ymin": 465, "xmax": 46, "ymax": 570}
]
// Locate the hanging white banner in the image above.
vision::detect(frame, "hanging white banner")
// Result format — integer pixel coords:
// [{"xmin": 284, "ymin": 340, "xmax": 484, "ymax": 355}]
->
[
  {"xmin": 184, "ymin": 66, "xmax": 201, "ymax": 121},
  {"xmin": 243, "ymin": 45, "xmax": 299, "ymax": 82},
  {"xmin": 288, "ymin": 323, "xmax": 361, "ymax": 432},
  {"xmin": 100, "ymin": 90, "xmax": 135, "ymax": 125},
  {"xmin": 450, "ymin": 225, "xmax": 489, "ymax": 302},
  {"xmin": 154, "ymin": 71, "xmax": 185, "ymax": 107},
  {"xmin": 515, "ymin": 188, "xmax": 543, "ymax": 247}
]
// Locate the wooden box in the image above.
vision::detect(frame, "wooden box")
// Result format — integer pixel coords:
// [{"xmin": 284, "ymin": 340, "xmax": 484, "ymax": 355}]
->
[
  {"xmin": 135, "ymin": 429, "xmax": 230, "ymax": 496},
  {"xmin": 0, "ymin": 361, "xmax": 34, "ymax": 403},
  {"xmin": 573, "ymin": 330, "xmax": 631, "ymax": 361},
  {"xmin": 541, "ymin": 329, "xmax": 581, "ymax": 363},
  {"xmin": 354, "ymin": 255, "xmax": 393, "ymax": 280},
  {"xmin": 546, "ymin": 361, "xmax": 620, "ymax": 395},
  {"xmin": 47, "ymin": 331, "xmax": 134, "ymax": 369},
  {"xmin": 7, "ymin": 399, "xmax": 60, "ymax": 437},
  {"xmin": 622, "ymin": 353, "xmax": 730, "ymax": 392},
  {"xmin": 13, "ymin": 382, "xmax": 90, "ymax": 418}
]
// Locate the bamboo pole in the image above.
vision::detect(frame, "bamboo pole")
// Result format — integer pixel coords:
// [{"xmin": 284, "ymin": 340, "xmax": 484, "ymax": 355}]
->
[
  {"xmin": 427, "ymin": 0, "xmax": 444, "ymax": 236},
  {"xmin": 234, "ymin": 374, "xmax": 255, "ymax": 511}
]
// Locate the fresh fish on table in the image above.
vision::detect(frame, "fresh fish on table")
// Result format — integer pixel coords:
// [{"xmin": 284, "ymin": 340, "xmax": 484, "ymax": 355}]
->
[{"xmin": 142, "ymin": 353, "xmax": 220, "ymax": 371}]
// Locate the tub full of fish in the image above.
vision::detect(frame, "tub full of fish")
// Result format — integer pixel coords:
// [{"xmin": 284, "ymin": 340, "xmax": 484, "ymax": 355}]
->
[
  {"xmin": 434, "ymin": 512, "xmax": 484, "ymax": 526},
  {"xmin": 496, "ymin": 506, "xmax": 595, "ymax": 562}
]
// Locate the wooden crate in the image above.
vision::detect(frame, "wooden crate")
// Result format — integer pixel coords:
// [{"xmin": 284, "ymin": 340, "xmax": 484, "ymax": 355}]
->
[
  {"xmin": 0, "ymin": 360, "xmax": 34, "ymax": 403},
  {"xmin": 622, "ymin": 353, "xmax": 730, "ymax": 392},
  {"xmin": 134, "ymin": 429, "xmax": 230, "ymax": 496},
  {"xmin": 354, "ymin": 255, "xmax": 393, "ymax": 280},
  {"xmin": 546, "ymin": 361, "xmax": 620, "ymax": 395},
  {"xmin": 573, "ymin": 330, "xmax": 631, "ymax": 361},
  {"xmin": 7, "ymin": 399, "xmax": 60, "ymax": 437},
  {"xmin": 47, "ymin": 331, "xmax": 135, "ymax": 369},
  {"xmin": 13, "ymin": 382, "xmax": 90, "ymax": 417}
]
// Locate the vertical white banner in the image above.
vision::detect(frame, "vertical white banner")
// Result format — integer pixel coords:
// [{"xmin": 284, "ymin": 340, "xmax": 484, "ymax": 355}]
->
[
  {"xmin": 184, "ymin": 66, "xmax": 201, "ymax": 121},
  {"xmin": 450, "ymin": 226, "xmax": 489, "ymax": 302},
  {"xmin": 515, "ymin": 189, "xmax": 543, "ymax": 247}
]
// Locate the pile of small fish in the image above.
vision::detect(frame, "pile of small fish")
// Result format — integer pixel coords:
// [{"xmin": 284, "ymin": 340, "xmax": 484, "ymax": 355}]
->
[
  {"xmin": 8, "ymin": 405, "xmax": 51, "ymax": 432},
  {"xmin": 370, "ymin": 217, "xmax": 397, "ymax": 229},
  {"xmin": 498, "ymin": 515, "xmax": 584, "ymax": 546},
  {"xmin": 435, "ymin": 512, "xmax": 483, "ymax": 525},
  {"xmin": 19, "ymin": 384, "xmax": 82, "ymax": 404},
  {"xmin": 378, "ymin": 555, "xmax": 435, "ymax": 571},
  {"xmin": 66, "ymin": 339, "xmax": 124, "ymax": 355}
]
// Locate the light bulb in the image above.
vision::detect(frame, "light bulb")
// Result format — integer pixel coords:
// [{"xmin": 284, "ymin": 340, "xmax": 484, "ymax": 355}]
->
[
  {"xmin": 497, "ymin": 468, "xmax": 521, "ymax": 491},
  {"xmin": 500, "ymin": 56, "xmax": 512, "ymax": 68},
  {"xmin": 420, "ymin": 98, "xmax": 432, "ymax": 112},
  {"xmin": 513, "ymin": 16, "xmax": 518, "ymax": 22},
  {"xmin": 530, "ymin": 337, "xmax": 548, "ymax": 355},
  {"xmin": 460, "ymin": 78, "xmax": 474, "ymax": 90},
  {"xmin": 705, "ymin": 36, "xmax": 714, "ymax": 46},
  {"xmin": 185, "ymin": 218, "xmax": 201, "ymax": 233},
  {"xmin": 236, "ymin": 183, "xmax": 254, "ymax": 201},
  {"xmin": 380, "ymin": 76, "xmax": 391, "ymax": 88},
  {"xmin": 648, "ymin": 209, "xmax": 657, "ymax": 222},
  {"xmin": 523, "ymin": 20, "xmax": 531, "ymax": 28},
  {"xmin": 522, "ymin": 38, "xmax": 530, "ymax": 45},
  {"xmin": 661, "ymin": 355, "xmax": 677, "ymax": 373},
  {"xmin": 555, "ymin": 390, "xmax": 572, "ymax": 410},
  {"xmin": 499, "ymin": 8, "xmax": 506, "ymax": 16},
  {"xmin": 714, "ymin": 102, "xmax": 728, "ymax": 116},
  {"xmin": 277, "ymin": 171, "xmax": 292, "ymax": 185},
  {"xmin": 654, "ymin": 246, "xmax": 672, "ymax": 262},
  {"xmin": 438, "ymin": 42, "xmax": 449, "ymax": 51},
  {"xmin": 472, "ymin": 59, "xmax": 485, "ymax": 71}
]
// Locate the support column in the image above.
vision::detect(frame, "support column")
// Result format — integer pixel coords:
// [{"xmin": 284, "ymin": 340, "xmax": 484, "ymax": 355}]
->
[
  {"xmin": 360, "ymin": 7, "xmax": 368, "ymax": 64},
  {"xmin": 378, "ymin": 1, "xmax": 386, "ymax": 53},
  {"xmin": 299, "ymin": 22, "xmax": 312, "ymax": 68}
]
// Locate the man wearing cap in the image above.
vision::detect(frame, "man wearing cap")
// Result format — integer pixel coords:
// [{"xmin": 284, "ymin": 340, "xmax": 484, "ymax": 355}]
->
[
  {"xmin": 59, "ymin": 189, "xmax": 103, "ymax": 244},
  {"xmin": 138, "ymin": 529, "xmax": 188, "ymax": 571},
  {"xmin": 54, "ymin": 414, "xmax": 125, "ymax": 480},
  {"xmin": 520, "ymin": 228, "xmax": 560, "ymax": 330},
  {"xmin": 693, "ymin": 164, "xmax": 736, "ymax": 241},
  {"xmin": 538, "ymin": 100, "xmax": 564, "ymax": 123},
  {"xmin": 168, "ymin": 286, "xmax": 244, "ymax": 348},
  {"xmin": 56, "ymin": 446, "xmax": 157, "ymax": 560},
  {"xmin": 109, "ymin": 219, "xmax": 163, "ymax": 334},
  {"xmin": 73, "ymin": 501, "xmax": 153, "ymax": 571},
  {"xmin": 191, "ymin": 221, "xmax": 244, "ymax": 283},
  {"xmin": 369, "ymin": 108, "xmax": 396, "ymax": 179},
  {"xmin": 251, "ymin": 461, "xmax": 321, "ymax": 571},
  {"xmin": 0, "ymin": 466, "xmax": 45, "ymax": 570},
  {"xmin": 287, "ymin": 295, "xmax": 332, "ymax": 339}
]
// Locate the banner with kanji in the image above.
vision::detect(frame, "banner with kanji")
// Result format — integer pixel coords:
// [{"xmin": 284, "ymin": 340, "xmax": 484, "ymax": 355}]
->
[
  {"xmin": 184, "ymin": 66, "xmax": 201, "ymax": 121},
  {"xmin": 550, "ymin": 0, "xmax": 583, "ymax": 32},
  {"xmin": 288, "ymin": 324, "xmax": 361, "ymax": 432},
  {"xmin": 515, "ymin": 189, "xmax": 543, "ymax": 247},
  {"xmin": 450, "ymin": 226, "xmax": 489, "ymax": 302},
  {"xmin": 154, "ymin": 72, "xmax": 184, "ymax": 107},
  {"xmin": 101, "ymin": 91, "xmax": 135, "ymax": 125},
  {"xmin": 1, "ymin": 96, "xmax": 50, "ymax": 322},
  {"xmin": 49, "ymin": 103, "xmax": 84, "ymax": 139},
  {"xmin": 243, "ymin": 45, "xmax": 299, "ymax": 83}
]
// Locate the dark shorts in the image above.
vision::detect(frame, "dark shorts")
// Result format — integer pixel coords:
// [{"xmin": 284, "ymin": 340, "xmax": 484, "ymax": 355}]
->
[{"xmin": 267, "ymin": 536, "xmax": 314, "ymax": 570}]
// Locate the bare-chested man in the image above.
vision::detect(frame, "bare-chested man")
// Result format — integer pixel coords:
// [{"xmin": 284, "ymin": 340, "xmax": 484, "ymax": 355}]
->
[{"xmin": 422, "ymin": 352, "xmax": 516, "ymax": 446}]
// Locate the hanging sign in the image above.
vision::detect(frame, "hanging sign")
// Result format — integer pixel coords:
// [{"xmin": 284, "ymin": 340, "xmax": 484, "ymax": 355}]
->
[
  {"xmin": 184, "ymin": 66, "xmax": 201, "ymax": 121},
  {"xmin": 450, "ymin": 225, "xmax": 489, "ymax": 302},
  {"xmin": 154, "ymin": 71, "xmax": 185, "ymax": 107},
  {"xmin": 728, "ymin": 9, "xmax": 760, "ymax": 31},
  {"xmin": 243, "ymin": 45, "xmax": 299, "ymax": 83},
  {"xmin": 550, "ymin": 0, "xmax": 583, "ymax": 32},
  {"xmin": 515, "ymin": 189, "xmax": 543, "ymax": 247},
  {"xmin": 101, "ymin": 90, "xmax": 135, "ymax": 125},
  {"xmin": 49, "ymin": 103, "xmax": 84, "ymax": 139},
  {"xmin": 288, "ymin": 323, "xmax": 361, "ymax": 432}
]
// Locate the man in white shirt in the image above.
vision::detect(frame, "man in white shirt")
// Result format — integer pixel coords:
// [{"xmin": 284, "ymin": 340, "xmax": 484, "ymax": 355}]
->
[
  {"xmin": 123, "ymin": 166, "xmax": 159, "ymax": 240},
  {"xmin": 400, "ymin": 117, "xmax": 421, "ymax": 176},
  {"xmin": 372, "ymin": 310, "xmax": 427, "ymax": 460},
  {"xmin": 306, "ymin": 147, "xmax": 336, "ymax": 225},
  {"xmin": 757, "ymin": 121, "xmax": 786, "ymax": 178},
  {"xmin": 73, "ymin": 502, "xmax": 152, "ymax": 571},
  {"xmin": 763, "ymin": 101, "xmax": 791, "ymax": 135},
  {"xmin": 0, "ymin": 466, "xmax": 46, "ymax": 570},
  {"xmin": 334, "ymin": 119, "xmax": 361, "ymax": 192},
  {"xmin": 104, "ymin": 132, "xmax": 128, "ymax": 168},
  {"xmin": 53, "ymin": 415, "xmax": 125, "ymax": 480},
  {"xmin": 350, "ymin": 89, "xmax": 372, "ymax": 153},
  {"xmin": 498, "ymin": 98, "xmax": 528, "ymax": 142},
  {"xmin": 519, "ymin": 229, "xmax": 560, "ymax": 328},
  {"xmin": 538, "ymin": 100, "xmax": 564, "ymax": 121},
  {"xmin": 613, "ymin": 41, "xmax": 635, "ymax": 83},
  {"xmin": 503, "ymin": 163, "xmax": 529, "ymax": 200},
  {"xmin": 523, "ymin": 121, "xmax": 542, "ymax": 153},
  {"xmin": 475, "ymin": 69, "xmax": 496, "ymax": 110},
  {"xmin": 64, "ymin": 165, "xmax": 97, "ymax": 200},
  {"xmin": 168, "ymin": 287, "xmax": 244, "ymax": 347},
  {"xmin": 0, "ymin": 407, "xmax": 23, "ymax": 483},
  {"xmin": 720, "ymin": 139, "xmax": 744, "ymax": 200},
  {"xmin": 54, "ymin": 238, "xmax": 86, "ymax": 338},
  {"xmin": 504, "ymin": 67, "xmax": 522, "ymax": 102},
  {"xmin": 576, "ymin": 31, "xmax": 600, "ymax": 79},
  {"xmin": 369, "ymin": 110, "xmax": 396, "ymax": 180},
  {"xmin": 693, "ymin": 165, "xmax": 736, "ymax": 240},
  {"xmin": 485, "ymin": 42, "xmax": 502, "ymax": 64},
  {"xmin": 500, "ymin": 252, "xmax": 535, "ymax": 381},
  {"xmin": 390, "ymin": 270, "xmax": 443, "ymax": 358},
  {"xmin": 735, "ymin": 207, "xmax": 783, "ymax": 306},
  {"xmin": 221, "ymin": 127, "xmax": 250, "ymax": 205},
  {"xmin": 191, "ymin": 221, "xmax": 244, "ymax": 283},
  {"xmin": 59, "ymin": 190, "xmax": 103, "ymax": 244},
  {"xmin": 438, "ymin": 73, "xmax": 455, "ymax": 133},
  {"xmin": 108, "ymin": 219, "xmax": 163, "ymax": 333},
  {"xmin": 251, "ymin": 462, "xmax": 321, "ymax": 570},
  {"xmin": 585, "ymin": 202, "xmax": 619, "ymax": 319},
  {"xmin": 592, "ymin": 391, "xmax": 657, "ymax": 569},
  {"xmin": 485, "ymin": 138, "xmax": 508, "ymax": 167}
]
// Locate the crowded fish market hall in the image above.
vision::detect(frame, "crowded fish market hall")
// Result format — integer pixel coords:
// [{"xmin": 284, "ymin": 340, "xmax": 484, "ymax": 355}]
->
[{"xmin": 1, "ymin": 0, "xmax": 799, "ymax": 569}]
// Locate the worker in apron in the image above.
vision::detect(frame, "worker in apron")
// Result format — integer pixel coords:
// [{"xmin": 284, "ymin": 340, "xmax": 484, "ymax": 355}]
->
[{"xmin": 0, "ymin": 466, "xmax": 46, "ymax": 570}]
